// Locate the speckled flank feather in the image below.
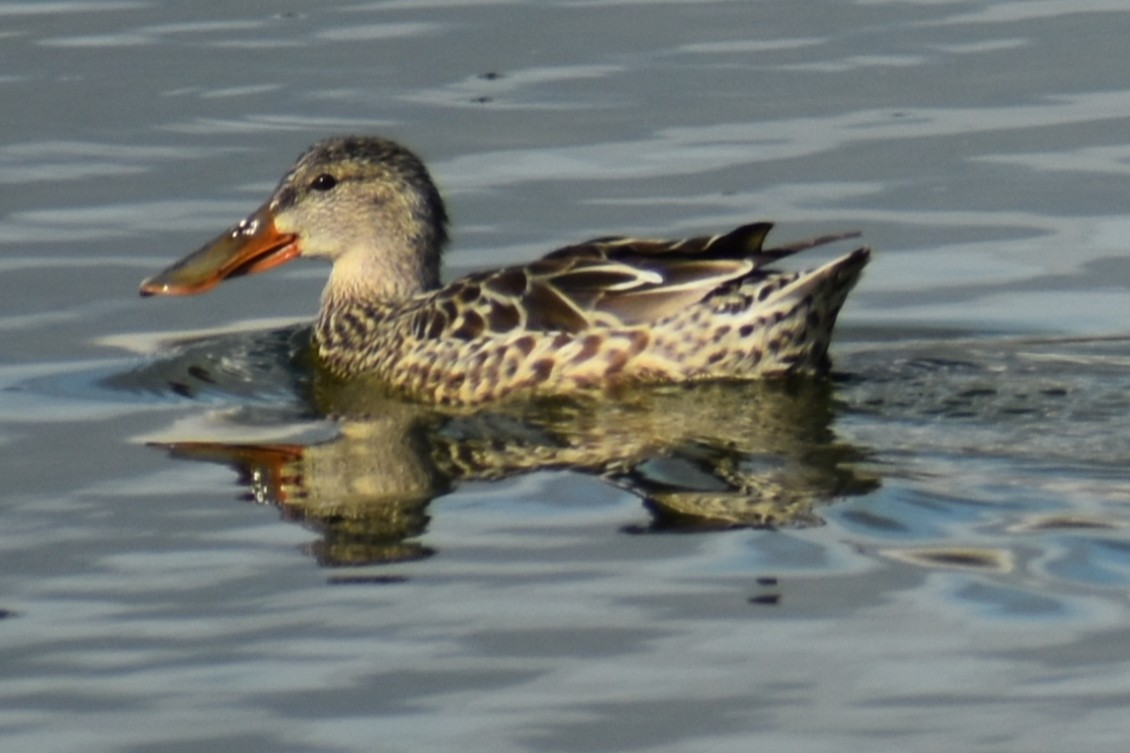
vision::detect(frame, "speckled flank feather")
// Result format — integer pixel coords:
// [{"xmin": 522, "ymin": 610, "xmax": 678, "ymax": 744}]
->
[{"xmin": 316, "ymin": 223, "xmax": 870, "ymax": 404}]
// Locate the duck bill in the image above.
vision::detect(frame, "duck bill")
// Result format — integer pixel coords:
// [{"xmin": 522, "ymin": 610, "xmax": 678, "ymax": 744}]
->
[{"xmin": 139, "ymin": 205, "xmax": 300, "ymax": 297}]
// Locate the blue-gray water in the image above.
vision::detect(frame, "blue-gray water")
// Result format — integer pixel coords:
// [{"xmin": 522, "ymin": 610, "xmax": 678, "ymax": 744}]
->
[{"xmin": 5, "ymin": 2, "xmax": 1130, "ymax": 751}]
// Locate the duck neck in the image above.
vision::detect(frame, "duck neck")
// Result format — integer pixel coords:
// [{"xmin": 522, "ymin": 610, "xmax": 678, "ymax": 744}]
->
[{"xmin": 320, "ymin": 235, "xmax": 441, "ymax": 306}]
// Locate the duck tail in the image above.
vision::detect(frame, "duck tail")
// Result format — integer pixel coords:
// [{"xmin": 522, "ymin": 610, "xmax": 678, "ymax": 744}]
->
[{"xmin": 789, "ymin": 247, "xmax": 871, "ymax": 371}]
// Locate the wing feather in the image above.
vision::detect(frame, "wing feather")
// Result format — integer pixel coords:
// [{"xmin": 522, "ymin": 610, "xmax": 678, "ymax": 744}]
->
[{"xmin": 412, "ymin": 222, "xmax": 862, "ymax": 338}]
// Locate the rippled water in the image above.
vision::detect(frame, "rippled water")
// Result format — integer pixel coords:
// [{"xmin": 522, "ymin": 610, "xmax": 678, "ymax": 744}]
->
[{"xmin": 5, "ymin": 2, "xmax": 1130, "ymax": 751}]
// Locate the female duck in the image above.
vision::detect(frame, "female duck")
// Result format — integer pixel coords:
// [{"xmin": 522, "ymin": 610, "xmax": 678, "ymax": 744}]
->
[{"xmin": 141, "ymin": 136, "xmax": 869, "ymax": 405}]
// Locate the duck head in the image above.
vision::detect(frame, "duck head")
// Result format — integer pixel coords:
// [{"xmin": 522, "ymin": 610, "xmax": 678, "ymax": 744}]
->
[{"xmin": 140, "ymin": 136, "xmax": 449, "ymax": 304}]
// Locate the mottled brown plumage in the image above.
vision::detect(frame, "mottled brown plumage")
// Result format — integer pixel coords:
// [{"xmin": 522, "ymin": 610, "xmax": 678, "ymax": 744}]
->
[{"xmin": 141, "ymin": 136, "xmax": 870, "ymax": 404}]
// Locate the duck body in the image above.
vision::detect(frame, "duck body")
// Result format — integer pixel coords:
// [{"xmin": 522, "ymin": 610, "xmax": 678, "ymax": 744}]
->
[
  {"xmin": 316, "ymin": 225, "xmax": 868, "ymax": 404},
  {"xmin": 141, "ymin": 136, "xmax": 869, "ymax": 405}
]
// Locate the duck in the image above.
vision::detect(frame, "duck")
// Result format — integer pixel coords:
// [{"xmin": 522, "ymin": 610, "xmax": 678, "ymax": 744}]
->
[{"xmin": 140, "ymin": 136, "xmax": 870, "ymax": 405}]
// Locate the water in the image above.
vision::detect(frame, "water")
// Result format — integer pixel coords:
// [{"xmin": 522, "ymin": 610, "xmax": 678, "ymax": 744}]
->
[{"xmin": 4, "ymin": 1, "xmax": 1130, "ymax": 751}]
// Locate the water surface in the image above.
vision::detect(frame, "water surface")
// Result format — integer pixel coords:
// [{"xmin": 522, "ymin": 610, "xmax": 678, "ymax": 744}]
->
[{"xmin": 4, "ymin": 2, "xmax": 1130, "ymax": 752}]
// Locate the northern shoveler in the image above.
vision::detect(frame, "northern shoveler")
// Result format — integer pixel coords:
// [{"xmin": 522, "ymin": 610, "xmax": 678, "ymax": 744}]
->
[{"xmin": 141, "ymin": 136, "xmax": 869, "ymax": 404}]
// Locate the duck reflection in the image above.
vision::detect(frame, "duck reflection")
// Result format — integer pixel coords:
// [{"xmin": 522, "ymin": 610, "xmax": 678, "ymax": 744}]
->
[{"xmin": 152, "ymin": 374, "xmax": 877, "ymax": 566}]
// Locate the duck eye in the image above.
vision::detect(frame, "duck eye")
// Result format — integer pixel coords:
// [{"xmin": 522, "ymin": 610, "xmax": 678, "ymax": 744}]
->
[{"xmin": 309, "ymin": 173, "xmax": 338, "ymax": 192}]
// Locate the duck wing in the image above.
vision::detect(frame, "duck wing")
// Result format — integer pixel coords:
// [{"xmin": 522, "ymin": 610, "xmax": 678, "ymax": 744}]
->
[{"xmin": 410, "ymin": 223, "xmax": 860, "ymax": 340}]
